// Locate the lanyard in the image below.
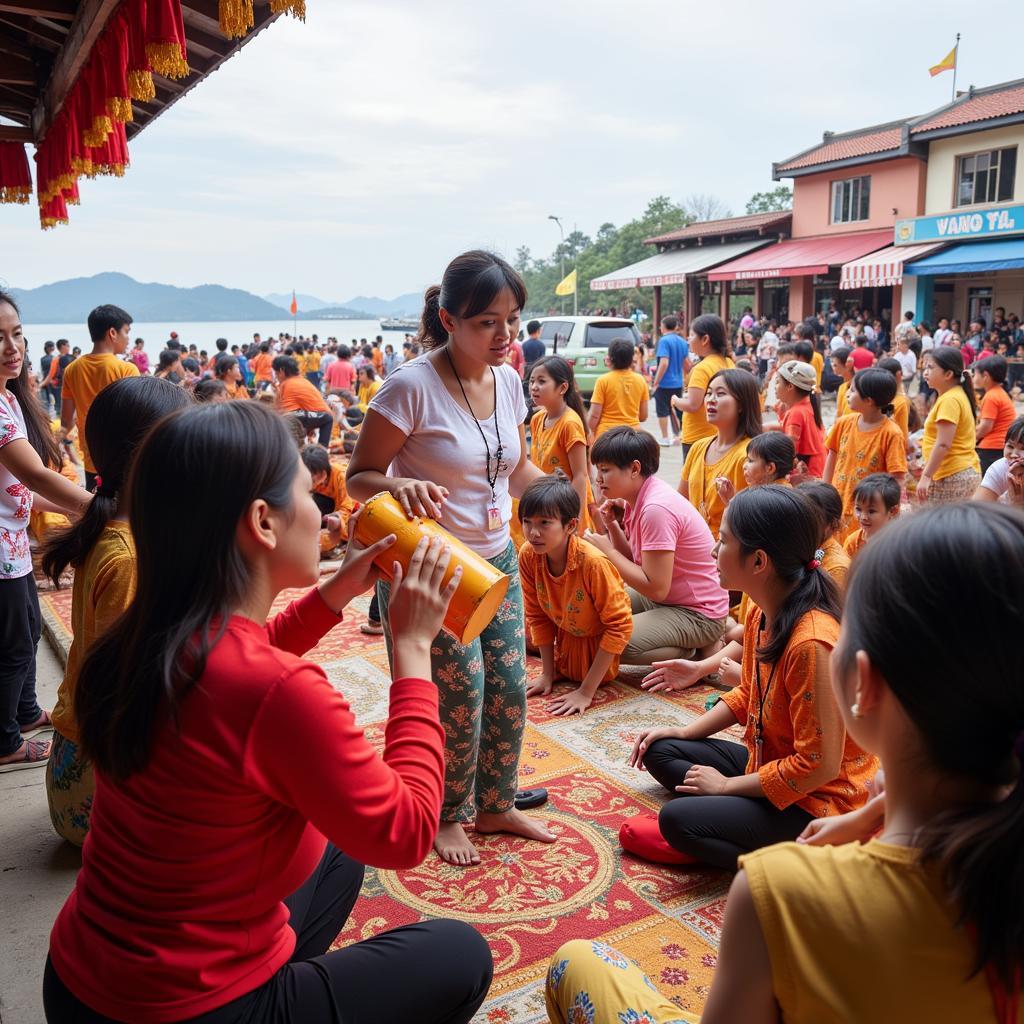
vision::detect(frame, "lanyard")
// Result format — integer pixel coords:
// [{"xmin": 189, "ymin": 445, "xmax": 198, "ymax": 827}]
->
[
  {"xmin": 444, "ymin": 346, "xmax": 505, "ymax": 503},
  {"xmin": 754, "ymin": 612, "xmax": 779, "ymax": 770}
]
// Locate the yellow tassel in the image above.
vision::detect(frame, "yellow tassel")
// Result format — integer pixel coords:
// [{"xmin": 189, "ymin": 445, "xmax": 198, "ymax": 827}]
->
[
  {"xmin": 270, "ymin": 0, "xmax": 305, "ymax": 20},
  {"xmin": 83, "ymin": 114, "xmax": 113, "ymax": 148},
  {"xmin": 0, "ymin": 185, "xmax": 31, "ymax": 204},
  {"xmin": 71, "ymin": 156, "xmax": 94, "ymax": 177},
  {"xmin": 128, "ymin": 69, "xmax": 156, "ymax": 102},
  {"xmin": 146, "ymin": 41, "xmax": 189, "ymax": 79},
  {"xmin": 107, "ymin": 96, "xmax": 134, "ymax": 123},
  {"xmin": 219, "ymin": 0, "xmax": 254, "ymax": 37}
]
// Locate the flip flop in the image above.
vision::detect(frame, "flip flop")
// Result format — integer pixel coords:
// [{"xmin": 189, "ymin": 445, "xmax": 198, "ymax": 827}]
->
[
  {"xmin": 21, "ymin": 709, "xmax": 53, "ymax": 739},
  {"xmin": 0, "ymin": 737, "xmax": 51, "ymax": 773},
  {"xmin": 359, "ymin": 621, "xmax": 384, "ymax": 636}
]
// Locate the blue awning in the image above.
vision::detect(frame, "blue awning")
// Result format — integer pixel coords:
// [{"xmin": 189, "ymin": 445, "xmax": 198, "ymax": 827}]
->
[{"xmin": 903, "ymin": 237, "xmax": 1024, "ymax": 276}]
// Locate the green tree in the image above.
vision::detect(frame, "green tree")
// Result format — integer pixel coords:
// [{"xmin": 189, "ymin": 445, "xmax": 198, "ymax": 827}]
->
[
  {"xmin": 514, "ymin": 246, "xmax": 532, "ymax": 273},
  {"xmin": 745, "ymin": 186, "xmax": 793, "ymax": 213}
]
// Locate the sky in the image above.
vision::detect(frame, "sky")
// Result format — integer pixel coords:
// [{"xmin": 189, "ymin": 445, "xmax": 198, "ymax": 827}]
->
[{"xmin": 3, "ymin": 0, "xmax": 1024, "ymax": 301}]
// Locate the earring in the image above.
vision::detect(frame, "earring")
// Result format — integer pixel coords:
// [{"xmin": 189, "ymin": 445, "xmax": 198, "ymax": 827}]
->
[{"xmin": 851, "ymin": 703, "xmax": 862, "ymax": 719}]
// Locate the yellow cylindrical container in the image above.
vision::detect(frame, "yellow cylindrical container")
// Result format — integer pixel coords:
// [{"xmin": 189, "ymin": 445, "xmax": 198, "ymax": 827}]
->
[{"xmin": 354, "ymin": 491, "xmax": 510, "ymax": 645}]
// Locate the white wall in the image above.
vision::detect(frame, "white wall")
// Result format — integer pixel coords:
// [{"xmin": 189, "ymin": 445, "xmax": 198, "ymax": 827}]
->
[{"xmin": 925, "ymin": 124, "xmax": 1024, "ymax": 214}]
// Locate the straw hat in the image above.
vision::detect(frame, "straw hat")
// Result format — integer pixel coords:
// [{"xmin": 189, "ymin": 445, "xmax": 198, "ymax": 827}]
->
[{"xmin": 777, "ymin": 360, "xmax": 817, "ymax": 393}]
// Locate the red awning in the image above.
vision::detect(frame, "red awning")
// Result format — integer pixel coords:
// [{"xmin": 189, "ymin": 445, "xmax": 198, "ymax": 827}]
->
[{"xmin": 707, "ymin": 230, "xmax": 892, "ymax": 282}]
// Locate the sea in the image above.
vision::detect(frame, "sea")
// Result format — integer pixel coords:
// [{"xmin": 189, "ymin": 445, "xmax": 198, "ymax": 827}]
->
[{"xmin": 20, "ymin": 319, "xmax": 398, "ymax": 359}]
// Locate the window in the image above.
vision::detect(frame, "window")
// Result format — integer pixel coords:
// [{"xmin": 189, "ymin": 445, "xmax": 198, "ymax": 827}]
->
[
  {"xmin": 583, "ymin": 323, "xmax": 640, "ymax": 349},
  {"xmin": 831, "ymin": 175, "xmax": 871, "ymax": 223},
  {"xmin": 540, "ymin": 320, "xmax": 574, "ymax": 352},
  {"xmin": 955, "ymin": 147, "xmax": 1017, "ymax": 206}
]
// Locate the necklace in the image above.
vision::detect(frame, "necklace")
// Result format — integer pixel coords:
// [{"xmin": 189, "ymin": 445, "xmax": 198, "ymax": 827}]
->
[
  {"xmin": 443, "ymin": 346, "xmax": 506, "ymax": 520},
  {"xmin": 753, "ymin": 612, "xmax": 780, "ymax": 771}
]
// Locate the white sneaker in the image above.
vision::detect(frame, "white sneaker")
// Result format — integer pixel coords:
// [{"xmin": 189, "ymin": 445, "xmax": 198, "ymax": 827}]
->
[{"xmin": 658, "ymin": 436, "xmax": 670, "ymax": 447}]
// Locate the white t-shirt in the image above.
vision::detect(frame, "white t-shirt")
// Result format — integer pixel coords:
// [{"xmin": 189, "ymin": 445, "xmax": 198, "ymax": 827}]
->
[
  {"xmin": 933, "ymin": 328, "xmax": 952, "ymax": 347},
  {"xmin": 0, "ymin": 390, "xmax": 33, "ymax": 579},
  {"xmin": 980, "ymin": 457, "xmax": 1013, "ymax": 502},
  {"xmin": 757, "ymin": 331, "xmax": 778, "ymax": 361},
  {"xmin": 369, "ymin": 355, "xmax": 526, "ymax": 557},
  {"xmin": 920, "ymin": 334, "xmax": 934, "ymax": 352},
  {"xmin": 829, "ymin": 335, "xmax": 846, "ymax": 353},
  {"xmin": 895, "ymin": 350, "xmax": 918, "ymax": 378}
]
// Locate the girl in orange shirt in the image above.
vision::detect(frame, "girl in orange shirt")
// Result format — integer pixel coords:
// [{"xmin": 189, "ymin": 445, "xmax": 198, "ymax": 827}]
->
[
  {"xmin": 795, "ymin": 479, "xmax": 851, "ymax": 593},
  {"xmin": 680, "ymin": 368, "xmax": 763, "ymax": 540},
  {"xmin": 518, "ymin": 476, "xmax": 631, "ymax": 717},
  {"xmin": 775, "ymin": 360, "xmax": 826, "ymax": 478},
  {"xmin": 626, "ymin": 486, "xmax": 875, "ymax": 868},
  {"xmin": 215, "ymin": 356, "xmax": 249, "ymax": 400}
]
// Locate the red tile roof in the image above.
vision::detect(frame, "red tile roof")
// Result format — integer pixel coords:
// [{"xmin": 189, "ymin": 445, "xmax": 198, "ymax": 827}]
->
[
  {"xmin": 776, "ymin": 125, "xmax": 905, "ymax": 172},
  {"xmin": 646, "ymin": 210, "xmax": 791, "ymax": 245},
  {"xmin": 912, "ymin": 82, "xmax": 1024, "ymax": 132}
]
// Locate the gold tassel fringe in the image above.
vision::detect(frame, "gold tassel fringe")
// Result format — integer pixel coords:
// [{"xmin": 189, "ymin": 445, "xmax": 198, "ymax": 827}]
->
[
  {"xmin": 128, "ymin": 68, "xmax": 156, "ymax": 102},
  {"xmin": 83, "ymin": 114, "xmax": 113, "ymax": 148},
  {"xmin": 146, "ymin": 41, "xmax": 189, "ymax": 80},
  {"xmin": 270, "ymin": 0, "xmax": 305, "ymax": 20},
  {"xmin": 219, "ymin": 0, "xmax": 254, "ymax": 37},
  {"xmin": 0, "ymin": 185, "xmax": 31, "ymax": 204},
  {"xmin": 107, "ymin": 96, "xmax": 134, "ymax": 123}
]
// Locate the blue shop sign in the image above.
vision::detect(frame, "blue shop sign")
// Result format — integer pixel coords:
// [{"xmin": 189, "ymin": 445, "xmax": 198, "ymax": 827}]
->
[{"xmin": 895, "ymin": 203, "xmax": 1024, "ymax": 245}]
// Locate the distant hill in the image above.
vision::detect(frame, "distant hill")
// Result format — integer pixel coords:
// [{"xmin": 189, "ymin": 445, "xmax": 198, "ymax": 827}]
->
[
  {"xmin": 263, "ymin": 291, "xmax": 336, "ymax": 313},
  {"xmin": 343, "ymin": 292, "xmax": 423, "ymax": 317},
  {"xmin": 12, "ymin": 272, "xmax": 289, "ymax": 324}
]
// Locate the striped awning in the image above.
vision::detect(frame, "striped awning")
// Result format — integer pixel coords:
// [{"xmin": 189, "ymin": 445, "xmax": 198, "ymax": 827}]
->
[
  {"xmin": 839, "ymin": 243, "xmax": 945, "ymax": 289},
  {"xmin": 589, "ymin": 239, "xmax": 770, "ymax": 291}
]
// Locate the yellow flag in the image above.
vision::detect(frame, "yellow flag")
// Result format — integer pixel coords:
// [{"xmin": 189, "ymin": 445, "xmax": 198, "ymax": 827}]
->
[
  {"xmin": 929, "ymin": 45, "xmax": 957, "ymax": 77},
  {"xmin": 555, "ymin": 268, "xmax": 577, "ymax": 296}
]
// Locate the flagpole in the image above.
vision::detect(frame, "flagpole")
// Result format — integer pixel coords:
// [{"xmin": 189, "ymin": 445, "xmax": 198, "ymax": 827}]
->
[{"xmin": 951, "ymin": 32, "xmax": 960, "ymax": 101}]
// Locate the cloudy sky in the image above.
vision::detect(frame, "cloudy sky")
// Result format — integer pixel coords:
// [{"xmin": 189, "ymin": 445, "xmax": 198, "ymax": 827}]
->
[{"xmin": 3, "ymin": 0, "xmax": 1023, "ymax": 301}]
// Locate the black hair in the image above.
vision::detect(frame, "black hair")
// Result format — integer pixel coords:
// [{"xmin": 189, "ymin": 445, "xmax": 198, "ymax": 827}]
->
[
  {"xmin": 854, "ymin": 333, "xmax": 869, "ymax": 347},
  {"xmin": 747, "ymin": 432, "xmax": 795, "ymax": 479},
  {"xmin": 530, "ymin": 356, "xmax": 588, "ymax": 431},
  {"xmin": 418, "ymin": 250, "xmax": 527, "ymax": 350},
  {"xmin": 796, "ymin": 479, "xmax": 844, "ymax": 542},
  {"xmin": 215, "ymin": 338, "xmax": 228, "ymax": 353},
  {"xmin": 272, "ymin": 355, "xmax": 300, "ymax": 378},
  {"xmin": 776, "ymin": 341, "xmax": 797, "ymax": 359},
  {"xmin": 518, "ymin": 473, "xmax": 581, "ymax": 524},
  {"xmin": 193, "ymin": 379, "xmax": 227, "ymax": 403},
  {"xmin": 300, "ymin": 443, "xmax": 331, "ymax": 477},
  {"xmin": 851, "ymin": 368, "xmax": 897, "ymax": 417},
  {"xmin": 830, "ymin": 346, "xmax": 852, "ymax": 368},
  {"xmin": 973, "ymin": 354, "xmax": 1008, "ymax": 385},
  {"xmin": 797, "ymin": 323, "xmax": 816, "ymax": 343},
  {"xmin": 75, "ymin": 402, "xmax": 301, "ymax": 779},
  {"xmin": 926, "ymin": 346, "xmax": 977, "ymax": 420},
  {"xmin": 0, "ymin": 289, "xmax": 61, "ymax": 468},
  {"xmin": 726, "ymin": 486, "xmax": 841, "ymax": 663},
  {"xmin": 661, "ymin": 315, "xmax": 679, "ymax": 331},
  {"xmin": 359, "ymin": 365, "xmax": 377, "ymax": 381},
  {"xmin": 1006, "ymin": 416, "xmax": 1024, "ymax": 446},
  {"xmin": 215, "ymin": 355, "xmax": 238, "ymax": 379},
  {"xmin": 259, "ymin": 341, "xmax": 270, "ymax": 353},
  {"xmin": 690, "ymin": 313, "xmax": 728, "ymax": 355},
  {"xmin": 853, "ymin": 471, "xmax": 900, "ymax": 511},
  {"xmin": 41, "ymin": 377, "xmax": 192, "ymax": 585},
  {"xmin": 87, "ymin": 304, "xmax": 132, "ymax": 343},
  {"xmin": 57, "ymin": 338, "xmax": 69, "ymax": 350},
  {"xmin": 607, "ymin": 337, "xmax": 635, "ymax": 370},
  {"xmin": 181, "ymin": 358, "xmax": 200, "ymax": 375},
  {"xmin": 709, "ymin": 368, "xmax": 763, "ymax": 440},
  {"xmin": 338, "ymin": 344, "xmax": 352, "ymax": 360},
  {"xmin": 877, "ymin": 356, "xmax": 902, "ymax": 379},
  {"xmin": 793, "ymin": 340, "xmax": 815, "ymax": 363},
  {"xmin": 527, "ymin": 319, "xmax": 541, "ymax": 335},
  {"xmin": 590, "ymin": 426, "xmax": 659, "ymax": 477},
  {"xmin": 44, "ymin": 340, "xmax": 54, "ymax": 352},
  {"xmin": 840, "ymin": 503, "xmax": 1024, "ymax": 988}
]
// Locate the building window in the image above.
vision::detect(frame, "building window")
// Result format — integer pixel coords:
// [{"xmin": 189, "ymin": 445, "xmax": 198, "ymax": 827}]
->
[
  {"xmin": 831, "ymin": 175, "xmax": 871, "ymax": 223},
  {"xmin": 955, "ymin": 147, "xmax": 1017, "ymax": 206}
]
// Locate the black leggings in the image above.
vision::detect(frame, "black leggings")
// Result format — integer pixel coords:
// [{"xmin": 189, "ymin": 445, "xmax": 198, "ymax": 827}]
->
[
  {"xmin": 643, "ymin": 737, "xmax": 813, "ymax": 871},
  {"xmin": 0, "ymin": 573, "xmax": 42, "ymax": 758},
  {"xmin": 44, "ymin": 844, "xmax": 492, "ymax": 1024}
]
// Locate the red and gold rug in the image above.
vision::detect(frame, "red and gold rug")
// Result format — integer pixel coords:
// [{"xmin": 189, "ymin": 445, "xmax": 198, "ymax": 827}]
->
[{"xmin": 38, "ymin": 582, "xmax": 731, "ymax": 1022}]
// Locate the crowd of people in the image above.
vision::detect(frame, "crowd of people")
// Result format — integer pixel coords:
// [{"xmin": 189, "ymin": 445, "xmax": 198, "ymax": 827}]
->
[{"xmin": 0, "ymin": 250, "xmax": 1022, "ymax": 1022}]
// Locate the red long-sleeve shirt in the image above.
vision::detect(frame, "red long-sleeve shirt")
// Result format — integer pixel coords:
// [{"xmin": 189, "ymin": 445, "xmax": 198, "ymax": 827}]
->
[{"xmin": 49, "ymin": 589, "xmax": 445, "ymax": 1023}]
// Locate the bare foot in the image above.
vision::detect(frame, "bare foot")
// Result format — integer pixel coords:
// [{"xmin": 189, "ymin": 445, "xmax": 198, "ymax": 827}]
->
[
  {"xmin": 474, "ymin": 808, "xmax": 556, "ymax": 844},
  {"xmin": 434, "ymin": 821, "xmax": 481, "ymax": 866}
]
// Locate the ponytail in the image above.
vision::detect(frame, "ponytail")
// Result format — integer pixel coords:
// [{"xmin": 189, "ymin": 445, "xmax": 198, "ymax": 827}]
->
[
  {"xmin": 532, "ymin": 356, "xmax": 587, "ymax": 433},
  {"xmin": 417, "ymin": 285, "xmax": 447, "ymax": 350},
  {"xmin": 958, "ymin": 369, "xmax": 978, "ymax": 421},
  {"xmin": 727, "ymin": 487, "xmax": 840, "ymax": 663},
  {"xmin": 809, "ymin": 389, "xmax": 824, "ymax": 431},
  {"xmin": 690, "ymin": 313, "xmax": 730, "ymax": 357},
  {"xmin": 929, "ymin": 345, "xmax": 977, "ymax": 420}
]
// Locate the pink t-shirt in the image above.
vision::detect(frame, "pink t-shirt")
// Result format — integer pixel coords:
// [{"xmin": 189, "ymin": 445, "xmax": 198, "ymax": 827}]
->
[
  {"xmin": 324, "ymin": 359, "xmax": 356, "ymax": 392},
  {"xmin": 623, "ymin": 474, "xmax": 729, "ymax": 619}
]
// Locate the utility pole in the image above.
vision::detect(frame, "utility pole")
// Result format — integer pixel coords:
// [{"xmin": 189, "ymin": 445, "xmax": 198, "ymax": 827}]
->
[{"xmin": 548, "ymin": 214, "xmax": 564, "ymax": 315}]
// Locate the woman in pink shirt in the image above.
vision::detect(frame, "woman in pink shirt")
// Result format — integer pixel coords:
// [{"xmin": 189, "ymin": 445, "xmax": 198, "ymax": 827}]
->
[
  {"xmin": 585, "ymin": 426, "xmax": 729, "ymax": 665},
  {"xmin": 44, "ymin": 402, "xmax": 492, "ymax": 1024}
]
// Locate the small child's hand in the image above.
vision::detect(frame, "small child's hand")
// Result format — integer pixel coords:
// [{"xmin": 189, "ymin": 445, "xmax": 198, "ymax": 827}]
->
[
  {"xmin": 526, "ymin": 674, "xmax": 554, "ymax": 698},
  {"xmin": 547, "ymin": 688, "xmax": 593, "ymax": 717},
  {"xmin": 715, "ymin": 477, "xmax": 736, "ymax": 504}
]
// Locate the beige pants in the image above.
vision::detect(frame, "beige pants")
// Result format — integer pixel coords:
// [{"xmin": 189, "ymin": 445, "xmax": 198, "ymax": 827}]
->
[{"xmin": 621, "ymin": 587, "xmax": 726, "ymax": 665}]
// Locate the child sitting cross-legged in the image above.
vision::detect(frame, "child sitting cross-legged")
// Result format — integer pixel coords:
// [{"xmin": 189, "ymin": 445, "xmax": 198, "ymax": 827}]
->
[
  {"xmin": 844, "ymin": 471, "xmax": 901, "ymax": 559},
  {"xmin": 519, "ymin": 474, "xmax": 632, "ymax": 717}
]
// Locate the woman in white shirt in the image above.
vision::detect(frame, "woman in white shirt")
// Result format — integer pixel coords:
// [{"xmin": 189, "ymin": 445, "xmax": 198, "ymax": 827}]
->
[{"xmin": 347, "ymin": 251, "xmax": 555, "ymax": 866}]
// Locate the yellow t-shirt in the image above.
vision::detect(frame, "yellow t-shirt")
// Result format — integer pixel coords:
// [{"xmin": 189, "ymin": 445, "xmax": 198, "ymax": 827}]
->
[
  {"xmin": 740, "ymin": 840, "xmax": 1007, "ymax": 1024},
  {"xmin": 61, "ymin": 354, "xmax": 140, "ymax": 472},
  {"xmin": 922, "ymin": 387, "xmax": 981, "ymax": 480},
  {"xmin": 305, "ymin": 350, "xmax": 322, "ymax": 373},
  {"xmin": 51, "ymin": 522, "xmax": 136, "ymax": 743},
  {"xmin": 357, "ymin": 378, "xmax": 382, "ymax": 412},
  {"xmin": 681, "ymin": 354, "xmax": 734, "ymax": 444},
  {"xmin": 810, "ymin": 350, "xmax": 824, "ymax": 387},
  {"xmin": 891, "ymin": 392, "xmax": 909, "ymax": 442},
  {"xmin": 590, "ymin": 369, "xmax": 647, "ymax": 436},
  {"xmin": 682, "ymin": 434, "xmax": 750, "ymax": 540},
  {"xmin": 835, "ymin": 379, "xmax": 851, "ymax": 420}
]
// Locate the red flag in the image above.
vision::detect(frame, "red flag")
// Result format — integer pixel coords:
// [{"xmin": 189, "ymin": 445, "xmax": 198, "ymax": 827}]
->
[{"xmin": 289, "ymin": 290, "xmax": 298, "ymax": 316}]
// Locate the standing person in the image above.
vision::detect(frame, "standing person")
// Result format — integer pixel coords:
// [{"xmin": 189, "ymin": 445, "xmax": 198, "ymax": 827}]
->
[
  {"xmin": 128, "ymin": 338, "xmax": 149, "ymax": 375},
  {"xmin": 39, "ymin": 341, "xmax": 58, "ymax": 416},
  {"xmin": 231, "ymin": 344, "xmax": 250, "ymax": 387},
  {"xmin": 972, "ymin": 355, "xmax": 1016, "ymax": 474},
  {"xmin": 383, "ymin": 343, "xmax": 401, "ymax": 376},
  {"xmin": 347, "ymin": 250, "xmax": 555, "ymax": 867},
  {"xmin": 41, "ymin": 377, "xmax": 192, "ymax": 842},
  {"xmin": 304, "ymin": 343, "xmax": 322, "ymax": 391},
  {"xmin": 43, "ymin": 401, "xmax": 493, "ymax": 1024},
  {"xmin": 587, "ymin": 338, "xmax": 649, "ymax": 439},
  {"xmin": 829, "ymin": 346, "xmax": 854, "ymax": 418},
  {"xmin": 272, "ymin": 355, "xmax": 333, "ymax": 447},
  {"xmin": 370, "ymin": 336, "xmax": 385, "ymax": 377},
  {"xmin": 774, "ymin": 361, "xmax": 826, "ymax": 479},
  {"xmin": 847, "ymin": 333, "xmax": 875, "ymax": 372},
  {"xmin": 324, "ymin": 343, "xmax": 357, "ymax": 392},
  {"xmin": 61, "ymin": 305, "xmax": 140, "ymax": 491},
  {"xmin": 0, "ymin": 291, "xmax": 93, "ymax": 773},
  {"xmin": 917, "ymin": 347, "xmax": 981, "ymax": 503},
  {"xmin": 506, "ymin": 332, "xmax": 525, "ymax": 378},
  {"xmin": 521, "ymin": 319, "xmax": 545, "ymax": 366},
  {"xmin": 650, "ymin": 315, "xmax": 688, "ymax": 447},
  {"xmin": 679, "ymin": 369, "xmax": 763, "ymax": 541},
  {"xmin": 672, "ymin": 314, "xmax": 735, "ymax": 459},
  {"xmin": 249, "ymin": 341, "xmax": 275, "ymax": 392}
]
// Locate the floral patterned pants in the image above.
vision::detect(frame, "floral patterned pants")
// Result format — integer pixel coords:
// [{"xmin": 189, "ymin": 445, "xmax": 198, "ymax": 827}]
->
[
  {"xmin": 546, "ymin": 940, "xmax": 697, "ymax": 1024},
  {"xmin": 376, "ymin": 541, "xmax": 527, "ymax": 823},
  {"xmin": 45, "ymin": 731, "xmax": 93, "ymax": 847}
]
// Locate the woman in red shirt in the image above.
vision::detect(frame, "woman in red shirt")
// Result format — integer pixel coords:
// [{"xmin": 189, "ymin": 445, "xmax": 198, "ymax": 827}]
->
[
  {"xmin": 775, "ymin": 360, "xmax": 826, "ymax": 478},
  {"xmin": 43, "ymin": 402, "xmax": 492, "ymax": 1024}
]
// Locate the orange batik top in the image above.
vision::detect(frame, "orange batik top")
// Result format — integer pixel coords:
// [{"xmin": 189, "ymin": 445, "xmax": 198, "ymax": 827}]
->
[
  {"xmin": 530, "ymin": 407, "xmax": 593, "ymax": 533},
  {"xmin": 518, "ymin": 534, "xmax": 631, "ymax": 684}
]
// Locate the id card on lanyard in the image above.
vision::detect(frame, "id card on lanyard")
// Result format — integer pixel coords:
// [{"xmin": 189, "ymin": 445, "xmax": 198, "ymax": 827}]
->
[
  {"xmin": 754, "ymin": 614, "xmax": 779, "ymax": 772},
  {"xmin": 487, "ymin": 505, "xmax": 502, "ymax": 531}
]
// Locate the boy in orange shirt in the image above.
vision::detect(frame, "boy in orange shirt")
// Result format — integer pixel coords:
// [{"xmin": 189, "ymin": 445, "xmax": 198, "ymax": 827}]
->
[
  {"xmin": 972, "ymin": 355, "xmax": 1017, "ymax": 474},
  {"xmin": 300, "ymin": 444, "xmax": 357, "ymax": 554},
  {"xmin": 60, "ymin": 304, "xmax": 139, "ymax": 491},
  {"xmin": 587, "ymin": 338, "xmax": 649, "ymax": 438},
  {"xmin": 843, "ymin": 472, "xmax": 900, "ymax": 559}
]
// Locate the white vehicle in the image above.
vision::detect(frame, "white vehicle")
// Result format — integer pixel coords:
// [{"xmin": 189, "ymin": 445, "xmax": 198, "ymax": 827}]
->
[{"xmin": 529, "ymin": 316, "xmax": 642, "ymax": 399}]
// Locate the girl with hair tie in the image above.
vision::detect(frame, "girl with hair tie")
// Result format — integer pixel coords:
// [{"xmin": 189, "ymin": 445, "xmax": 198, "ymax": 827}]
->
[{"xmin": 671, "ymin": 313, "xmax": 735, "ymax": 459}]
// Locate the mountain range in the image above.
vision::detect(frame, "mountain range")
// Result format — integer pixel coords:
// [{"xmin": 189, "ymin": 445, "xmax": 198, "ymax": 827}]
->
[{"xmin": 8, "ymin": 273, "xmax": 421, "ymax": 324}]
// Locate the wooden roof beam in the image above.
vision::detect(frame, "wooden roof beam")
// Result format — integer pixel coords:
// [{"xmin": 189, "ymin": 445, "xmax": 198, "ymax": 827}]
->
[
  {"xmin": 0, "ymin": 122, "xmax": 32, "ymax": 140},
  {"xmin": 0, "ymin": 22, "xmax": 58, "ymax": 55},
  {"xmin": 0, "ymin": 51, "xmax": 39, "ymax": 84},
  {"xmin": 0, "ymin": 1, "xmax": 75, "ymax": 18}
]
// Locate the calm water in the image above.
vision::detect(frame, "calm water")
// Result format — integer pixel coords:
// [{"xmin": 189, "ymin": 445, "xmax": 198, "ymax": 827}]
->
[{"xmin": 21, "ymin": 319, "xmax": 402, "ymax": 358}]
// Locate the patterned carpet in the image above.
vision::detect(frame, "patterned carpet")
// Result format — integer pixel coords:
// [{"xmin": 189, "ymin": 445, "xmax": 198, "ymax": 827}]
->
[{"xmin": 38, "ymin": 581, "xmax": 732, "ymax": 1023}]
